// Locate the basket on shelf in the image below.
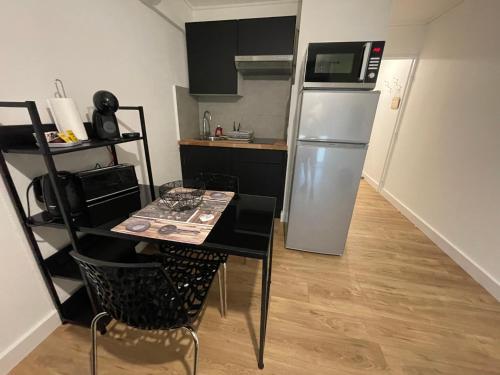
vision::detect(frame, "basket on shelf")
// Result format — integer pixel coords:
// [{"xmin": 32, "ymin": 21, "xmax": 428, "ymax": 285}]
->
[{"xmin": 158, "ymin": 180, "xmax": 205, "ymax": 211}]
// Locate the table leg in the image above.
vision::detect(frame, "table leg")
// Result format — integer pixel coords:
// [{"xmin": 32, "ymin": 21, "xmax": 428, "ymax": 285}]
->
[
  {"xmin": 264, "ymin": 225, "xmax": 274, "ymax": 335},
  {"xmin": 258, "ymin": 255, "xmax": 271, "ymax": 369},
  {"xmin": 268, "ymin": 221, "xmax": 275, "ymax": 284}
]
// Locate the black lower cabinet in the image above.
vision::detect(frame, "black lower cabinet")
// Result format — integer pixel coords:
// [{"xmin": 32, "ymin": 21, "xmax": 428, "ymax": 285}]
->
[{"xmin": 180, "ymin": 146, "xmax": 287, "ymax": 217}]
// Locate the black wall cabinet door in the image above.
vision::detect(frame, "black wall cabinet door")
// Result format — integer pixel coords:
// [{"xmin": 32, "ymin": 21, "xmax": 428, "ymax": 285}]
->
[
  {"xmin": 186, "ymin": 20, "xmax": 238, "ymax": 95},
  {"xmin": 237, "ymin": 16, "xmax": 296, "ymax": 56},
  {"xmin": 180, "ymin": 146, "xmax": 287, "ymax": 217}
]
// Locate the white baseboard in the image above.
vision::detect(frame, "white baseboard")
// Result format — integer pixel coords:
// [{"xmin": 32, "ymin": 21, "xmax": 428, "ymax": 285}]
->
[
  {"xmin": 0, "ymin": 310, "xmax": 60, "ymax": 375},
  {"xmin": 381, "ymin": 188, "xmax": 500, "ymax": 301},
  {"xmin": 362, "ymin": 172, "xmax": 380, "ymax": 190}
]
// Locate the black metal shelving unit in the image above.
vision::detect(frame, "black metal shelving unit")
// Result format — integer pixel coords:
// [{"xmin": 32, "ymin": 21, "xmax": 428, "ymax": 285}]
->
[{"xmin": 0, "ymin": 101, "xmax": 156, "ymax": 327}]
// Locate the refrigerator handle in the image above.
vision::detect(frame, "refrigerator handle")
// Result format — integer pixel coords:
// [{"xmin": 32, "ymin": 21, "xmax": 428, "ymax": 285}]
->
[
  {"xmin": 359, "ymin": 42, "xmax": 372, "ymax": 81},
  {"xmin": 298, "ymin": 140, "xmax": 368, "ymax": 149}
]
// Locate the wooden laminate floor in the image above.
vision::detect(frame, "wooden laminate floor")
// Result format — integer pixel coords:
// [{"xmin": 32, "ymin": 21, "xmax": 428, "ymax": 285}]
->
[{"xmin": 11, "ymin": 181, "xmax": 500, "ymax": 374}]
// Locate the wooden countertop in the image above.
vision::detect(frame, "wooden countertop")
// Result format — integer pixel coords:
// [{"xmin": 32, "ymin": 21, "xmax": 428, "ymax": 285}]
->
[{"xmin": 178, "ymin": 138, "xmax": 287, "ymax": 151}]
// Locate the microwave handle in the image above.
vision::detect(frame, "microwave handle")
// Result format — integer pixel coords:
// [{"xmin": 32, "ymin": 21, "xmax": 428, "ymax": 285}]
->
[{"xmin": 359, "ymin": 42, "xmax": 372, "ymax": 81}]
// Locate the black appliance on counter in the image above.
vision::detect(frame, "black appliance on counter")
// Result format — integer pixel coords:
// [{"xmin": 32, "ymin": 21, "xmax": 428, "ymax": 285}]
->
[{"xmin": 33, "ymin": 164, "xmax": 140, "ymax": 226}]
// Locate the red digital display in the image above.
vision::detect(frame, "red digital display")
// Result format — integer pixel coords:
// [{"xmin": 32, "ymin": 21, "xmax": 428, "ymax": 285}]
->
[{"xmin": 373, "ymin": 47, "xmax": 382, "ymax": 53}]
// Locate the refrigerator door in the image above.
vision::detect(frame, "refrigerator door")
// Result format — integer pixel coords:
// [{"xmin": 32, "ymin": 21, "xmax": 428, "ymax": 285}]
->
[
  {"xmin": 286, "ymin": 141, "xmax": 367, "ymax": 255},
  {"xmin": 298, "ymin": 90, "xmax": 380, "ymax": 143}
]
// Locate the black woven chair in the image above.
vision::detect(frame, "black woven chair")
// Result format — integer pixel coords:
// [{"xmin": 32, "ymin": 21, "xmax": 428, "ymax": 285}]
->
[
  {"xmin": 160, "ymin": 172, "xmax": 239, "ymax": 318},
  {"xmin": 70, "ymin": 251, "xmax": 220, "ymax": 375}
]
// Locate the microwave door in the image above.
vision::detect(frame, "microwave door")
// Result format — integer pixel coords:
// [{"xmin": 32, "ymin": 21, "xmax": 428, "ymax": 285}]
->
[{"xmin": 304, "ymin": 42, "xmax": 365, "ymax": 85}]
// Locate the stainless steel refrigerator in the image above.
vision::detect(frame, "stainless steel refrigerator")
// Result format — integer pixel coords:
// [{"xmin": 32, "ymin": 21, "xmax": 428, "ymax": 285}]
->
[{"xmin": 286, "ymin": 90, "xmax": 380, "ymax": 255}]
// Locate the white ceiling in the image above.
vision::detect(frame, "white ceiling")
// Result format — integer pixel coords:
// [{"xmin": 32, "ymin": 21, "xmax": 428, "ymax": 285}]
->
[
  {"xmin": 185, "ymin": 0, "xmax": 464, "ymax": 25},
  {"xmin": 390, "ymin": 0, "xmax": 463, "ymax": 25},
  {"xmin": 186, "ymin": 0, "xmax": 294, "ymax": 7}
]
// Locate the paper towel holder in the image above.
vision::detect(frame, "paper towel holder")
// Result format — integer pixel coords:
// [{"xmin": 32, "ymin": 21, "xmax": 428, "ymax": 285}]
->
[{"xmin": 54, "ymin": 79, "xmax": 67, "ymax": 98}]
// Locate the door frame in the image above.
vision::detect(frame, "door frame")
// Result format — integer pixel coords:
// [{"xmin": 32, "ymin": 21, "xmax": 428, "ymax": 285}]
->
[{"xmin": 375, "ymin": 55, "xmax": 419, "ymax": 192}]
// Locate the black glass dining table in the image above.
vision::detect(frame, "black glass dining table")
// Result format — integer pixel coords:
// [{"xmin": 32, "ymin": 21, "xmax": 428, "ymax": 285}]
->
[{"xmin": 69, "ymin": 186, "xmax": 276, "ymax": 369}]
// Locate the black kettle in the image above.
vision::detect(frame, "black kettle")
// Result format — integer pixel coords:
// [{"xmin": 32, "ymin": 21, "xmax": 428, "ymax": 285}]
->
[{"xmin": 32, "ymin": 172, "xmax": 83, "ymax": 217}]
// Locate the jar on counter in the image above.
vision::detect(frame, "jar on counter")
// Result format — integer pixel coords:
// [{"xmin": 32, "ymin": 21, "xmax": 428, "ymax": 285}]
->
[{"xmin": 215, "ymin": 125, "xmax": 223, "ymax": 137}]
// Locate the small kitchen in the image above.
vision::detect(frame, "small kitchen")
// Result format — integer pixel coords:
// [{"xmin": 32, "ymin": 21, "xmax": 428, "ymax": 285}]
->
[
  {"xmin": 5, "ymin": 1, "xmax": 498, "ymax": 374},
  {"xmin": 174, "ymin": 14, "xmax": 385, "ymax": 256},
  {"xmin": 174, "ymin": 16, "xmax": 296, "ymax": 217}
]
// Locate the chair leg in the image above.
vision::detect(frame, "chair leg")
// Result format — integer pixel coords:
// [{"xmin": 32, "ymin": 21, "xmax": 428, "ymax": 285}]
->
[
  {"xmin": 184, "ymin": 326, "xmax": 200, "ymax": 375},
  {"xmin": 217, "ymin": 268, "xmax": 225, "ymax": 318},
  {"xmin": 91, "ymin": 312, "xmax": 109, "ymax": 375},
  {"xmin": 223, "ymin": 262, "xmax": 228, "ymax": 316}
]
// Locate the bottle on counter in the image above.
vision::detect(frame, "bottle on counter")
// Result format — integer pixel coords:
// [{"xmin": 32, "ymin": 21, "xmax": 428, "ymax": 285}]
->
[{"xmin": 215, "ymin": 125, "xmax": 223, "ymax": 137}]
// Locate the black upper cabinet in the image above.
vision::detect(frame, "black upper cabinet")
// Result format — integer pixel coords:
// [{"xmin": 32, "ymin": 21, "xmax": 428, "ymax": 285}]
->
[
  {"xmin": 237, "ymin": 16, "xmax": 296, "ymax": 56},
  {"xmin": 186, "ymin": 20, "xmax": 238, "ymax": 95},
  {"xmin": 185, "ymin": 16, "xmax": 296, "ymax": 95}
]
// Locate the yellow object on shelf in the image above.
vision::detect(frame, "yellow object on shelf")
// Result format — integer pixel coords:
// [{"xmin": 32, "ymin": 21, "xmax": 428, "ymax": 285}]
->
[
  {"xmin": 58, "ymin": 132, "xmax": 71, "ymax": 143},
  {"xmin": 65, "ymin": 130, "xmax": 78, "ymax": 142},
  {"xmin": 57, "ymin": 130, "xmax": 79, "ymax": 143}
]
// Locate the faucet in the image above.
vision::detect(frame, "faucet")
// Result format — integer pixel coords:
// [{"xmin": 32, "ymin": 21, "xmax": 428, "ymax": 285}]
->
[{"xmin": 202, "ymin": 110, "xmax": 211, "ymax": 140}]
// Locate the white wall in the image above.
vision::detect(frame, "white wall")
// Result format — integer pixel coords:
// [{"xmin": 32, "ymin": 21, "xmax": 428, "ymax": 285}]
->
[
  {"xmin": 381, "ymin": 0, "xmax": 500, "ymax": 299},
  {"xmin": 363, "ymin": 58, "xmax": 414, "ymax": 187},
  {"xmin": 0, "ymin": 0, "xmax": 189, "ymax": 372},
  {"xmin": 282, "ymin": 0, "xmax": 392, "ymax": 219},
  {"xmin": 385, "ymin": 24, "xmax": 427, "ymax": 57},
  {"xmin": 192, "ymin": 0, "xmax": 299, "ymax": 21},
  {"xmin": 0, "ymin": 184, "xmax": 60, "ymax": 374}
]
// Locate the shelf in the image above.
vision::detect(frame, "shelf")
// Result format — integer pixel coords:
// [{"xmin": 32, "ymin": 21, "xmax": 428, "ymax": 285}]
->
[
  {"xmin": 0, "ymin": 103, "xmax": 153, "ymax": 331},
  {"xmin": 52, "ymin": 232, "xmax": 139, "ymax": 258},
  {"xmin": 60, "ymin": 286, "xmax": 101, "ymax": 328},
  {"xmin": 44, "ymin": 232, "xmax": 140, "ymax": 284},
  {"xmin": 3, "ymin": 136, "xmax": 143, "ymax": 155},
  {"xmin": 45, "ymin": 245, "xmax": 82, "ymax": 280},
  {"xmin": 27, "ymin": 184, "xmax": 156, "ymax": 230},
  {"xmin": 27, "ymin": 211, "xmax": 66, "ymax": 229},
  {"xmin": 53, "ymin": 278, "xmax": 84, "ymax": 304}
]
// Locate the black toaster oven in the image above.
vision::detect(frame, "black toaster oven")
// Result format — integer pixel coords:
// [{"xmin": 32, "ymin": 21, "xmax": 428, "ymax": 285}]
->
[
  {"xmin": 75, "ymin": 164, "xmax": 141, "ymax": 226},
  {"xmin": 33, "ymin": 164, "xmax": 141, "ymax": 227}
]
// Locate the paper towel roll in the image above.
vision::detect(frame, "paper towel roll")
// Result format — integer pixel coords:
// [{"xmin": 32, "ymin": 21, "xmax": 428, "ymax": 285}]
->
[{"xmin": 47, "ymin": 98, "xmax": 88, "ymax": 141}]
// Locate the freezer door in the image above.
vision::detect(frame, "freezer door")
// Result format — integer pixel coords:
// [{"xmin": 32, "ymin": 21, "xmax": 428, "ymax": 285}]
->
[
  {"xmin": 299, "ymin": 90, "xmax": 380, "ymax": 143},
  {"xmin": 286, "ymin": 141, "xmax": 367, "ymax": 255}
]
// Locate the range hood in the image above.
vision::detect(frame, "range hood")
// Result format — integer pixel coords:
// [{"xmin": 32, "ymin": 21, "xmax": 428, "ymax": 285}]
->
[{"xmin": 234, "ymin": 55, "xmax": 293, "ymax": 76}]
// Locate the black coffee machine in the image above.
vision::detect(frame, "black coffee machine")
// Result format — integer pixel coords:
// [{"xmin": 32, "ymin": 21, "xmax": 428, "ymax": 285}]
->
[{"xmin": 92, "ymin": 90, "xmax": 120, "ymax": 140}]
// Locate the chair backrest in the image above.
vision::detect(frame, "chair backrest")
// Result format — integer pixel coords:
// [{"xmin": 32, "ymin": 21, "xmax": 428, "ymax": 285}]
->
[
  {"xmin": 70, "ymin": 251, "xmax": 189, "ymax": 330},
  {"xmin": 196, "ymin": 172, "xmax": 239, "ymax": 194}
]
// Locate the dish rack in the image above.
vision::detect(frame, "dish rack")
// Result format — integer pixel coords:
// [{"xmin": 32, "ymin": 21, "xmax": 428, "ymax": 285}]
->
[{"xmin": 225, "ymin": 130, "xmax": 254, "ymax": 142}]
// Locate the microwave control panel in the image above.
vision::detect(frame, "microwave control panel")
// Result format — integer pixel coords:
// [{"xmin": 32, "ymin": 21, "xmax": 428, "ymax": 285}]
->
[{"xmin": 364, "ymin": 41, "xmax": 385, "ymax": 84}]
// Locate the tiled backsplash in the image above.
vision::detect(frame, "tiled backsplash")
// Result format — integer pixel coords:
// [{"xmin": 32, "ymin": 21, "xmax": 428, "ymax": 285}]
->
[
  {"xmin": 197, "ymin": 78, "xmax": 292, "ymax": 139},
  {"xmin": 175, "ymin": 86, "xmax": 200, "ymax": 139}
]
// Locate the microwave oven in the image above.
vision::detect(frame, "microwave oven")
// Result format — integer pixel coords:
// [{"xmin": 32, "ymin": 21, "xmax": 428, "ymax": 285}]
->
[{"xmin": 303, "ymin": 41, "xmax": 385, "ymax": 90}]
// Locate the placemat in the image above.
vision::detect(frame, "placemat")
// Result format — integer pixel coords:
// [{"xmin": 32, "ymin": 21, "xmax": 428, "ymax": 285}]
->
[{"xmin": 112, "ymin": 190, "xmax": 234, "ymax": 245}]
